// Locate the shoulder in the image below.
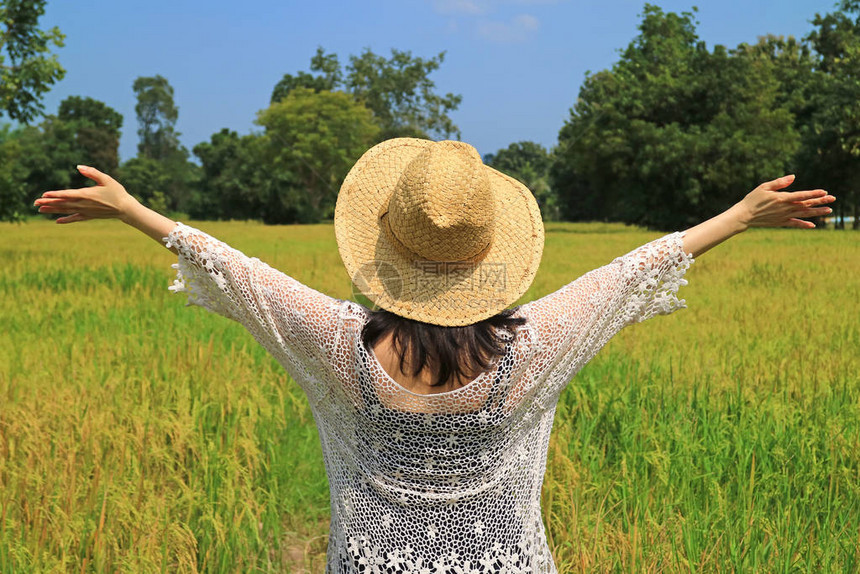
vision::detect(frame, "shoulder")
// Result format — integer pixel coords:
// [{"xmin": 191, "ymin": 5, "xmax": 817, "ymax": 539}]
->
[{"xmin": 338, "ymin": 300, "xmax": 372, "ymax": 333}]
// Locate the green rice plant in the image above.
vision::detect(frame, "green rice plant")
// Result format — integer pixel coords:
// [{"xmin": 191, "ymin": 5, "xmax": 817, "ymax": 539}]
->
[{"xmin": 0, "ymin": 218, "xmax": 857, "ymax": 572}]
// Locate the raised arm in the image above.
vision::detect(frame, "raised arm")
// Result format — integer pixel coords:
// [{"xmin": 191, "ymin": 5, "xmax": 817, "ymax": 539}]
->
[
  {"xmin": 518, "ymin": 174, "xmax": 835, "ymax": 405},
  {"xmin": 35, "ymin": 166, "xmax": 351, "ymax": 404},
  {"xmin": 35, "ymin": 165, "xmax": 178, "ymax": 252},
  {"xmin": 681, "ymin": 174, "xmax": 835, "ymax": 258}
]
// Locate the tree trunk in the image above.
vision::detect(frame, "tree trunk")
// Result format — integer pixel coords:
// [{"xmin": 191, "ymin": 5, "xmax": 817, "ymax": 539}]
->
[{"xmin": 853, "ymin": 195, "xmax": 859, "ymax": 230}]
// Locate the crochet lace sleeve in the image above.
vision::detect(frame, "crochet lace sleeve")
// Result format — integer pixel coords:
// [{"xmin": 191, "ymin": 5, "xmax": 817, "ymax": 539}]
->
[
  {"xmin": 163, "ymin": 222, "xmax": 346, "ymax": 398},
  {"xmin": 520, "ymin": 231, "xmax": 695, "ymax": 402}
]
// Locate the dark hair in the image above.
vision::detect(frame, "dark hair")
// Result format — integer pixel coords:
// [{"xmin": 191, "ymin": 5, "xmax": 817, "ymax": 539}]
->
[{"xmin": 361, "ymin": 307, "xmax": 527, "ymax": 388}]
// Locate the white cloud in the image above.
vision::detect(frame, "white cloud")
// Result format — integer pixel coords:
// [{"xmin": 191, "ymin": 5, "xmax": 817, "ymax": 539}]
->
[
  {"xmin": 506, "ymin": 0, "xmax": 566, "ymax": 5},
  {"xmin": 514, "ymin": 13, "xmax": 539, "ymax": 31},
  {"xmin": 477, "ymin": 13, "xmax": 540, "ymax": 43},
  {"xmin": 430, "ymin": 0, "xmax": 564, "ymax": 15},
  {"xmin": 432, "ymin": 0, "xmax": 488, "ymax": 15},
  {"xmin": 428, "ymin": 0, "xmax": 550, "ymax": 43}
]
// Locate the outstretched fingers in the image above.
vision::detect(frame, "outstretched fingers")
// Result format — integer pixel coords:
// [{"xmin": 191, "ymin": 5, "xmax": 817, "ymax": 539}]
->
[
  {"xmin": 36, "ymin": 189, "xmax": 97, "ymax": 213},
  {"xmin": 36, "ymin": 198, "xmax": 92, "ymax": 211},
  {"xmin": 796, "ymin": 205, "xmax": 833, "ymax": 218},
  {"xmin": 761, "ymin": 174, "xmax": 796, "ymax": 191},
  {"xmin": 77, "ymin": 164, "xmax": 112, "ymax": 186},
  {"xmin": 787, "ymin": 218, "xmax": 816, "ymax": 229},
  {"xmin": 56, "ymin": 213, "xmax": 91, "ymax": 224},
  {"xmin": 744, "ymin": 175, "xmax": 835, "ymax": 229},
  {"xmin": 785, "ymin": 190, "xmax": 833, "ymax": 221},
  {"xmin": 782, "ymin": 189, "xmax": 830, "ymax": 204},
  {"xmin": 39, "ymin": 189, "xmax": 90, "ymax": 201}
]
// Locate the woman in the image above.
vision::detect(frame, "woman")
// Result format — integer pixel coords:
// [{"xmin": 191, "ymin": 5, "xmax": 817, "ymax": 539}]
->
[{"xmin": 35, "ymin": 138, "xmax": 834, "ymax": 573}]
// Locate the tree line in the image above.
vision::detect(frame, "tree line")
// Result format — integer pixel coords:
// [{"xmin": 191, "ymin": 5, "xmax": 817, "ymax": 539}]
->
[
  {"xmin": 2, "ymin": 1, "xmax": 859, "ymax": 230},
  {"xmin": 554, "ymin": 2, "xmax": 860, "ymax": 230}
]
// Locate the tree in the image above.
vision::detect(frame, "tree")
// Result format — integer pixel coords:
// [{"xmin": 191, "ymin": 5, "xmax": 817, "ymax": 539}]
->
[
  {"xmin": 0, "ymin": 124, "xmax": 29, "ymax": 221},
  {"xmin": 131, "ymin": 75, "xmax": 195, "ymax": 213},
  {"xmin": 485, "ymin": 141, "xmax": 559, "ymax": 221},
  {"xmin": 346, "ymin": 48, "xmax": 461, "ymax": 140},
  {"xmin": 192, "ymin": 128, "xmax": 266, "ymax": 220},
  {"xmin": 270, "ymin": 47, "xmax": 341, "ymax": 102},
  {"xmin": 118, "ymin": 156, "xmax": 173, "ymax": 215},
  {"xmin": 737, "ymin": 35, "xmax": 816, "ymax": 128},
  {"xmin": 255, "ymin": 88, "xmax": 379, "ymax": 223},
  {"xmin": 551, "ymin": 4, "xmax": 798, "ymax": 230},
  {"xmin": 0, "ymin": 115, "xmax": 82, "ymax": 221},
  {"xmin": 0, "ymin": 0, "xmax": 65, "ymax": 124},
  {"xmin": 0, "ymin": 0, "xmax": 66, "ymax": 222},
  {"xmin": 20, "ymin": 116, "xmax": 79, "ymax": 201},
  {"xmin": 0, "ymin": 97, "xmax": 124, "ymax": 222},
  {"xmin": 803, "ymin": 1, "xmax": 860, "ymax": 229},
  {"xmin": 58, "ymin": 96, "xmax": 123, "ymax": 183},
  {"xmin": 133, "ymin": 75, "xmax": 181, "ymax": 161},
  {"xmin": 271, "ymin": 47, "xmax": 462, "ymax": 140},
  {"xmin": 58, "ymin": 95, "xmax": 122, "ymax": 134}
]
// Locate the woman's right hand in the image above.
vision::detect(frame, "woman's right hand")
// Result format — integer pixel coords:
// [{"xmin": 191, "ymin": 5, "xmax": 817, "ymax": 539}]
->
[
  {"xmin": 33, "ymin": 165, "xmax": 139, "ymax": 224},
  {"xmin": 735, "ymin": 174, "xmax": 836, "ymax": 229}
]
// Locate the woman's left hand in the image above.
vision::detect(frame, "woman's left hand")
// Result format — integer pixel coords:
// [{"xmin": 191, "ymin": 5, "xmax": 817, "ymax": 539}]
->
[
  {"xmin": 33, "ymin": 165, "xmax": 139, "ymax": 224},
  {"xmin": 735, "ymin": 174, "xmax": 836, "ymax": 229},
  {"xmin": 682, "ymin": 175, "xmax": 837, "ymax": 258}
]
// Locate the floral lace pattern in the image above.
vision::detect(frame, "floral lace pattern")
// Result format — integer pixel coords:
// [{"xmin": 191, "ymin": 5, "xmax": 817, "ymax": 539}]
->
[
  {"xmin": 340, "ymin": 534, "xmax": 546, "ymax": 573},
  {"xmin": 164, "ymin": 223, "xmax": 694, "ymax": 573}
]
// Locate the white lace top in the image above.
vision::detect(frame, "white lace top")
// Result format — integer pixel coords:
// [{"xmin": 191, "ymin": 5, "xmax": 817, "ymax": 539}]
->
[{"xmin": 163, "ymin": 222, "xmax": 695, "ymax": 574}]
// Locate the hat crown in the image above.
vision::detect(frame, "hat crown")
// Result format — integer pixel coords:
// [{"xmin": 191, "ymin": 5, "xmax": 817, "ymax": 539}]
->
[{"xmin": 387, "ymin": 141, "xmax": 495, "ymax": 262}]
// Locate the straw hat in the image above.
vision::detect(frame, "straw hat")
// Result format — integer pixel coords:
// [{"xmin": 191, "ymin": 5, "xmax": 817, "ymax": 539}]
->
[{"xmin": 334, "ymin": 138, "xmax": 544, "ymax": 327}]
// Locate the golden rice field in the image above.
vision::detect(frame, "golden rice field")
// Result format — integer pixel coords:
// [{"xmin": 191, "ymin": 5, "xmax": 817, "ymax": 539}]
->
[{"xmin": 1, "ymin": 218, "xmax": 859, "ymax": 573}]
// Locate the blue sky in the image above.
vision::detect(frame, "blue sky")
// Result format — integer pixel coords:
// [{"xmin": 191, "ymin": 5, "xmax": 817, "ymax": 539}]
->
[{"xmin": 36, "ymin": 0, "xmax": 839, "ymax": 163}]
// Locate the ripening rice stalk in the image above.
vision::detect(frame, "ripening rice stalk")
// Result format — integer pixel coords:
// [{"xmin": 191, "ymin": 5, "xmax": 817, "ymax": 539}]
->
[{"xmin": 1, "ymin": 218, "xmax": 858, "ymax": 572}]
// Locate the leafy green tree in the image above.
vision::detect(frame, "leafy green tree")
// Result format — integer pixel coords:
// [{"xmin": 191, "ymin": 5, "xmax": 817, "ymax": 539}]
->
[
  {"xmin": 0, "ymin": 0, "xmax": 65, "ymax": 124},
  {"xmin": 738, "ymin": 35, "xmax": 816, "ymax": 128},
  {"xmin": 346, "ymin": 48, "xmax": 461, "ymax": 140},
  {"xmin": 0, "ymin": 124, "xmax": 29, "ymax": 221},
  {"xmin": 0, "ymin": 96, "xmax": 124, "ymax": 221},
  {"xmin": 270, "ymin": 47, "xmax": 341, "ymax": 102},
  {"xmin": 0, "ymin": 115, "xmax": 85, "ymax": 221},
  {"xmin": 118, "ymin": 156, "xmax": 172, "ymax": 215},
  {"xmin": 271, "ymin": 48, "xmax": 461, "ymax": 140},
  {"xmin": 192, "ymin": 128, "xmax": 266, "ymax": 220},
  {"xmin": 485, "ymin": 141, "xmax": 559, "ymax": 221},
  {"xmin": 255, "ymin": 87, "xmax": 379, "ymax": 223},
  {"xmin": 133, "ymin": 75, "xmax": 181, "ymax": 161},
  {"xmin": 57, "ymin": 95, "xmax": 122, "ymax": 133},
  {"xmin": 803, "ymin": 1, "xmax": 860, "ymax": 229},
  {"xmin": 0, "ymin": 116, "xmax": 86, "ymax": 220},
  {"xmin": 0, "ymin": 0, "xmax": 66, "ymax": 221},
  {"xmin": 131, "ymin": 75, "xmax": 196, "ymax": 213},
  {"xmin": 552, "ymin": 4, "xmax": 798, "ymax": 230},
  {"xmin": 57, "ymin": 96, "xmax": 123, "ymax": 186},
  {"xmin": 20, "ymin": 116, "xmax": 79, "ymax": 201}
]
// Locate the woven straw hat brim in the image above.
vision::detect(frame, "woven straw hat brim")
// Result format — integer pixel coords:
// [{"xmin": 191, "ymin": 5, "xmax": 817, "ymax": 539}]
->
[{"xmin": 335, "ymin": 138, "xmax": 544, "ymax": 327}]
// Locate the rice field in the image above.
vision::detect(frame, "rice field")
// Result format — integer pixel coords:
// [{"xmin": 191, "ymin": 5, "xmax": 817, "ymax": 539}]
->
[{"xmin": 1, "ymin": 218, "xmax": 859, "ymax": 573}]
